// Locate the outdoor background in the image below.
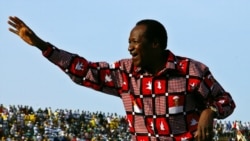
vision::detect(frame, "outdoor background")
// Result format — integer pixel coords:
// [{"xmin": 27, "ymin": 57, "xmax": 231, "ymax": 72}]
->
[{"xmin": 1, "ymin": 1, "xmax": 249, "ymax": 122}]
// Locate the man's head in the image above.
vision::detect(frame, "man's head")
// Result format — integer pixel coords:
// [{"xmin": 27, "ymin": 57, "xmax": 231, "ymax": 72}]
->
[
  {"xmin": 128, "ymin": 19, "xmax": 168, "ymax": 70},
  {"xmin": 136, "ymin": 19, "xmax": 168, "ymax": 50}
]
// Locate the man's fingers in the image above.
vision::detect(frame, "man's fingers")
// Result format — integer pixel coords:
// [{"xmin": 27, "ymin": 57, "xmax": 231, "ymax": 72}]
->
[
  {"xmin": 8, "ymin": 19, "xmax": 17, "ymax": 28},
  {"xmin": 8, "ymin": 16, "xmax": 28, "ymax": 36},
  {"xmin": 9, "ymin": 16, "xmax": 23, "ymax": 25},
  {"xmin": 8, "ymin": 20, "xmax": 19, "ymax": 35},
  {"xmin": 8, "ymin": 28, "xmax": 18, "ymax": 35},
  {"xmin": 8, "ymin": 16, "xmax": 26, "ymax": 29}
]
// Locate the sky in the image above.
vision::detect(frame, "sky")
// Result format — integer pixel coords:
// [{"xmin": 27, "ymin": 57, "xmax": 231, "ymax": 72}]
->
[{"xmin": 1, "ymin": 1, "xmax": 249, "ymax": 122}]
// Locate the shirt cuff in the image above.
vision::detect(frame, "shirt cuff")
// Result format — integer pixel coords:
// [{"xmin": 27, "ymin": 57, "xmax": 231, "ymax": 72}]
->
[{"xmin": 209, "ymin": 106, "xmax": 218, "ymax": 118}]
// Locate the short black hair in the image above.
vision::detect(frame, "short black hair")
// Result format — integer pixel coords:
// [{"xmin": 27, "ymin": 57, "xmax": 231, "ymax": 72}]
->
[{"xmin": 136, "ymin": 19, "xmax": 168, "ymax": 50}]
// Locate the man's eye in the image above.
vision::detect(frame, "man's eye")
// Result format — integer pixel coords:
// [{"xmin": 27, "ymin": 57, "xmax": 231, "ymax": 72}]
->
[
  {"xmin": 129, "ymin": 39, "xmax": 140, "ymax": 45},
  {"xmin": 131, "ymin": 40, "xmax": 138, "ymax": 44}
]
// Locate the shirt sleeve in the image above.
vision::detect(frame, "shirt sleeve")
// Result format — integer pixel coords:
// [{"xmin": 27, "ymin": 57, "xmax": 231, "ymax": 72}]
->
[
  {"xmin": 42, "ymin": 43, "xmax": 123, "ymax": 97},
  {"xmin": 198, "ymin": 69, "xmax": 236, "ymax": 119}
]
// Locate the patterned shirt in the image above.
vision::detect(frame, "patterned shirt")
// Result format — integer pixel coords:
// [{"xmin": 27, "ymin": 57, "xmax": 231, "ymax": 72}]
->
[{"xmin": 42, "ymin": 43, "xmax": 235, "ymax": 141}]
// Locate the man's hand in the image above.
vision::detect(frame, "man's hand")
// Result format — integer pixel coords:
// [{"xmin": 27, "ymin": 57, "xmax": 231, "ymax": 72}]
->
[
  {"xmin": 194, "ymin": 108, "xmax": 215, "ymax": 141},
  {"xmin": 8, "ymin": 16, "xmax": 47, "ymax": 51}
]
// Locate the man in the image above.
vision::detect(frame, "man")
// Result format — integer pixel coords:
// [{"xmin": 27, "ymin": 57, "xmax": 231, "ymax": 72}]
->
[{"xmin": 8, "ymin": 16, "xmax": 235, "ymax": 141}]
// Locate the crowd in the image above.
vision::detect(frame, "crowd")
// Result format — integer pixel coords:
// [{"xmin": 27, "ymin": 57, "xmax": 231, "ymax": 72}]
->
[
  {"xmin": 0, "ymin": 104, "xmax": 248, "ymax": 141},
  {"xmin": 213, "ymin": 120, "xmax": 250, "ymax": 141},
  {"xmin": 0, "ymin": 104, "xmax": 130, "ymax": 141}
]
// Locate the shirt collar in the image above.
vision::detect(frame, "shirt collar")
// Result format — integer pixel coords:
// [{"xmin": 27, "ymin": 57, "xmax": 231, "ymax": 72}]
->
[{"xmin": 132, "ymin": 50, "xmax": 178, "ymax": 76}]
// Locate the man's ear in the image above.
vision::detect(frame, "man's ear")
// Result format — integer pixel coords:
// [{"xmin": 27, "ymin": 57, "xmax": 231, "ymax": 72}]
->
[{"xmin": 152, "ymin": 39, "xmax": 160, "ymax": 49}]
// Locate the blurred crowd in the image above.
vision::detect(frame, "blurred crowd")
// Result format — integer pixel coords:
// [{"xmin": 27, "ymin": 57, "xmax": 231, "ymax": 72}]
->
[
  {"xmin": 213, "ymin": 119, "xmax": 250, "ymax": 141},
  {"xmin": 0, "ymin": 104, "xmax": 130, "ymax": 141},
  {"xmin": 0, "ymin": 104, "xmax": 249, "ymax": 141}
]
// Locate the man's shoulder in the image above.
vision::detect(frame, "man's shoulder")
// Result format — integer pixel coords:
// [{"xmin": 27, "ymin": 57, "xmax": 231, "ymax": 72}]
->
[
  {"xmin": 176, "ymin": 55, "xmax": 208, "ymax": 68},
  {"xmin": 176, "ymin": 55, "xmax": 209, "ymax": 76},
  {"xmin": 117, "ymin": 58, "xmax": 133, "ymax": 65},
  {"xmin": 116, "ymin": 58, "xmax": 133, "ymax": 72}
]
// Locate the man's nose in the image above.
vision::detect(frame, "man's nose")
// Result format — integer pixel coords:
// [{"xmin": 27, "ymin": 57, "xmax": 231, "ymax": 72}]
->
[{"xmin": 128, "ymin": 44, "xmax": 134, "ymax": 52}]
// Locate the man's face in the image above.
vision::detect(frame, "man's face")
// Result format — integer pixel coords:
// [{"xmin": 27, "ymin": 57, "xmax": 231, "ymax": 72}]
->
[{"xmin": 128, "ymin": 25, "xmax": 152, "ymax": 67}]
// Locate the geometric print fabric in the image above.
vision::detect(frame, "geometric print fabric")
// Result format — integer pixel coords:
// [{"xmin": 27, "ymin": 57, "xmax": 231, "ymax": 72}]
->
[{"xmin": 43, "ymin": 43, "xmax": 236, "ymax": 141}]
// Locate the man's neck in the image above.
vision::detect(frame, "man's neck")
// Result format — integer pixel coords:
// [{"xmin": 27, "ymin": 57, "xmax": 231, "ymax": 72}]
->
[{"xmin": 144, "ymin": 53, "xmax": 167, "ymax": 75}]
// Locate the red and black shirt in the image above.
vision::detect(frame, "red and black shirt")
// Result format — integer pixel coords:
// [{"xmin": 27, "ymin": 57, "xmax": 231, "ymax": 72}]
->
[{"xmin": 43, "ymin": 43, "xmax": 235, "ymax": 141}]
